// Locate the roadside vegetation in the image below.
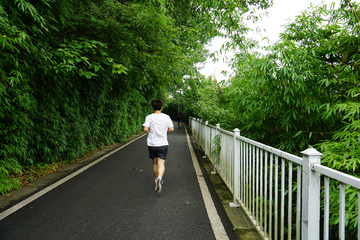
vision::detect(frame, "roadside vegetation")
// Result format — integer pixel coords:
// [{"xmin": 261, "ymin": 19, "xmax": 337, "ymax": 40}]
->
[
  {"xmin": 166, "ymin": 1, "xmax": 360, "ymax": 238},
  {"xmin": 0, "ymin": 0, "xmax": 271, "ymax": 194},
  {"xmin": 2, "ymin": 0, "xmax": 359, "ymax": 238}
]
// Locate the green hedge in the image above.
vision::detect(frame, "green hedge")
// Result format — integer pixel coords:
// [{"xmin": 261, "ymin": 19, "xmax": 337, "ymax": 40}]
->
[{"xmin": 0, "ymin": 0, "xmax": 183, "ymax": 194}]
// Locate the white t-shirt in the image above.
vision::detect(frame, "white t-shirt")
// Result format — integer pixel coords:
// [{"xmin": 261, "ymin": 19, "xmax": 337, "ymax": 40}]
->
[{"xmin": 143, "ymin": 113, "xmax": 174, "ymax": 146}]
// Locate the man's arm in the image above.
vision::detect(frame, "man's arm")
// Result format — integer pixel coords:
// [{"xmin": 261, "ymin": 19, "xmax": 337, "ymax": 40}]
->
[
  {"xmin": 144, "ymin": 126, "xmax": 149, "ymax": 133},
  {"xmin": 168, "ymin": 127, "xmax": 174, "ymax": 132}
]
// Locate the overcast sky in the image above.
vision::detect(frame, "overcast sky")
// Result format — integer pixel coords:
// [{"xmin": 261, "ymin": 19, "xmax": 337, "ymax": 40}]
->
[{"xmin": 199, "ymin": 0, "xmax": 340, "ymax": 80}]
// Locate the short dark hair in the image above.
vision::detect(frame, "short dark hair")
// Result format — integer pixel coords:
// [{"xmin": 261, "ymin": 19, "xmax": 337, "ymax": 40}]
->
[{"xmin": 151, "ymin": 99, "xmax": 163, "ymax": 110}]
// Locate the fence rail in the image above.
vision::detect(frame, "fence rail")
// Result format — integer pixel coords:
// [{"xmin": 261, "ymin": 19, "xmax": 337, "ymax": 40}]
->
[{"xmin": 189, "ymin": 117, "xmax": 360, "ymax": 240}]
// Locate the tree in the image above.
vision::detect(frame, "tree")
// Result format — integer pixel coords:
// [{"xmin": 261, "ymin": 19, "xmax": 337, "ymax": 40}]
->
[
  {"xmin": 0, "ymin": 0, "xmax": 274, "ymax": 194},
  {"xmin": 224, "ymin": 1, "xmax": 360, "ymax": 236}
]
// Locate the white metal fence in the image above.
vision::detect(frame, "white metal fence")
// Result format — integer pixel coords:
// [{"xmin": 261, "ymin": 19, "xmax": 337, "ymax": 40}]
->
[{"xmin": 189, "ymin": 117, "xmax": 360, "ymax": 240}]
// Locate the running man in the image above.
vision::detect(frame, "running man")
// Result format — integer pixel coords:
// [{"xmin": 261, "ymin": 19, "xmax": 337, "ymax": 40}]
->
[{"xmin": 143, "ymin": 99, "xmax": 174, "ymax": 193}]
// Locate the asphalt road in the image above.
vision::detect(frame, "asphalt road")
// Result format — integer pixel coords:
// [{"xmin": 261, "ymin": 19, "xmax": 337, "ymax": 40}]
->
[{"xmin": 0, "ymin": 125, "xmax": 238, "ymax": 240}]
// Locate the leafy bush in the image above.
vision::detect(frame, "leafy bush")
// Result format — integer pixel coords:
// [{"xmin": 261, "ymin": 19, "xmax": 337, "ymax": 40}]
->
[{"xmin": 0, "ymin": 0, "xmax": 189, "ymax": 194}]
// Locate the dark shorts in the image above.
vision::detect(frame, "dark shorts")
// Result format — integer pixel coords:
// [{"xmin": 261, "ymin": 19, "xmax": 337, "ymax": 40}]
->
[
  {"xmin": 148, "ymin": 146, "xmax": 168, "ymax": 160},
  {"xmin": 178, "ymin": 120, "xmax": 182, "ymax": 123}
]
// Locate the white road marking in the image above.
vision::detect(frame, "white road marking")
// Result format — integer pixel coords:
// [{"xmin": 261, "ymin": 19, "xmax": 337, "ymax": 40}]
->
[
  {"xmin": 184, "ymin": 127, "xmax": 229, "ymax": 240},
  {"xmin": 0, "ymin": 134, "xmax": 147, "ymax": 221}
]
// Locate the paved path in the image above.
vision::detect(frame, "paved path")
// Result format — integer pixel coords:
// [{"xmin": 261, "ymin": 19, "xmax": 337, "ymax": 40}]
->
[{"xmin": 0, "ymin": 125, "xmax": 238, "ymax": 239}]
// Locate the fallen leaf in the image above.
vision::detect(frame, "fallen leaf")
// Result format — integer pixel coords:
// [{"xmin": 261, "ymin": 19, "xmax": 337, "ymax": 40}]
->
[{"xmin": 140, "ymin": 169, "xmax": 142, "ymax": 172}]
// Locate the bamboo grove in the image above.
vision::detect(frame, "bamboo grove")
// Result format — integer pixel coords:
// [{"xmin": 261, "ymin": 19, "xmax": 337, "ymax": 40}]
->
[
  {"xmin": 0, "ymin": 0, "xmax": 271, "ymax": 193},
  {"xmin": 168, "ymin": 1, "xmax": 360, "ymax": 238}
]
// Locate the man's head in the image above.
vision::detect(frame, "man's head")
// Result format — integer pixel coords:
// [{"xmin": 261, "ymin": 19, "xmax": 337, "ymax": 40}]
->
[{"xmin": 151, "ymin": 99, "xmax": 163, "ymax": 111}]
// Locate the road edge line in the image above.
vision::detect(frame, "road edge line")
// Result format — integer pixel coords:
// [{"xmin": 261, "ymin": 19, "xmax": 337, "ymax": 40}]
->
[{"xmin": 184, "ymin": 127, "xmax": 229, "ymax": 240}]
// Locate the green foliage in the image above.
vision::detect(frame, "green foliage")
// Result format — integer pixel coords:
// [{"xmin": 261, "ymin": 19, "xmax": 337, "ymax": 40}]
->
[
  {"xmin": 321, "ymin": 182, "xmax": 359, "ymax": 238},
  {"xmin": 318, "ymin": 103, "xmax": 360, "ymax": 175},
  {"xmin": 211, "ymin": 134, "xmax": 221, "ymax": 164},
  {"xmin": 0, "ymin": 159, "xmax": 22, "ymax": 195},
  {"xmin": 0, "ymin": 176, "xmax": 21, "ymax": 195},
  {"xmin": 166, "ymin": 1, "xmax": 360, "ymax": 237},
  {"xmin": 165, "ymin": 75, "xmax": 236, "ymax": 130},
  {"xmin": 224, "ymin": 1, "xmax": 360, "ymax": 157},
  {"xmin": 202, "ymin": 1, "xmax": 360, "ymax": 237},
  {"xmin": 162, "ymin": 0, "xmax": 274, "ymax": 124},
  {"xmin": 0, "ymin": 0, "xmax": 209, "ymax": 194},
  {"xmin": 1, "ymin": 0, "xmax": 273, "ymax": 194}
]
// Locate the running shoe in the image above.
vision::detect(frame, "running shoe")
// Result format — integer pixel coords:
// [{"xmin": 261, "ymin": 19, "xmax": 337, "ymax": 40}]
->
[
  {"xmin": 155, "ymin": 177, "xmax": 163, "ymax": 193},
  {"xmin": 154, "ymin": 178, "xmax": 159, "ymax": 192}
]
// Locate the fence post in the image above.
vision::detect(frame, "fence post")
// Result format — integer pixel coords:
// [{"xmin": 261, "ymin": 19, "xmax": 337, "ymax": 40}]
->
[
  {"xmin": 203, "ymin": 121, "xmax": 208, "ymax": 158},
  {"xmin": 301, "ymin": 148, "xmax": 322, "ymax": 240},
  {"xmin": 211, "ymin": 124, "xmax": 220, "ymax": 175},
  {"xmin": 198, "ymin": 119, "xmax": 203, "ymax": 149},
  {"xmin": 189, "ymin": 116, "xmax": 191, "ymax": 131},
  {"xmin": 230, "ymin": 128, "xmax": 241, "ymax": 208},
  {"xmin": 196, "ymin": 118, "xmax": 199, "ymax": 139}
]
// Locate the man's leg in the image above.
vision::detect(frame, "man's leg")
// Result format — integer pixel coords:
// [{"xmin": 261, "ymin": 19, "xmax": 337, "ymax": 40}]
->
[
  {"xmin": 153, "ymin": 157, "xmax": 165, "ymax": 193},
  {"xmin": 152, "ymin": 157, "xmax": 165, "ymax": 178}
]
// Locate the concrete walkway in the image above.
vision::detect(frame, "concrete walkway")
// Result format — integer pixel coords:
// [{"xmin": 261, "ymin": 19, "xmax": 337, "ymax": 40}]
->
[{"xmin": 0, "ymin": 124, "xmax": 256, "ymax": 240}]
